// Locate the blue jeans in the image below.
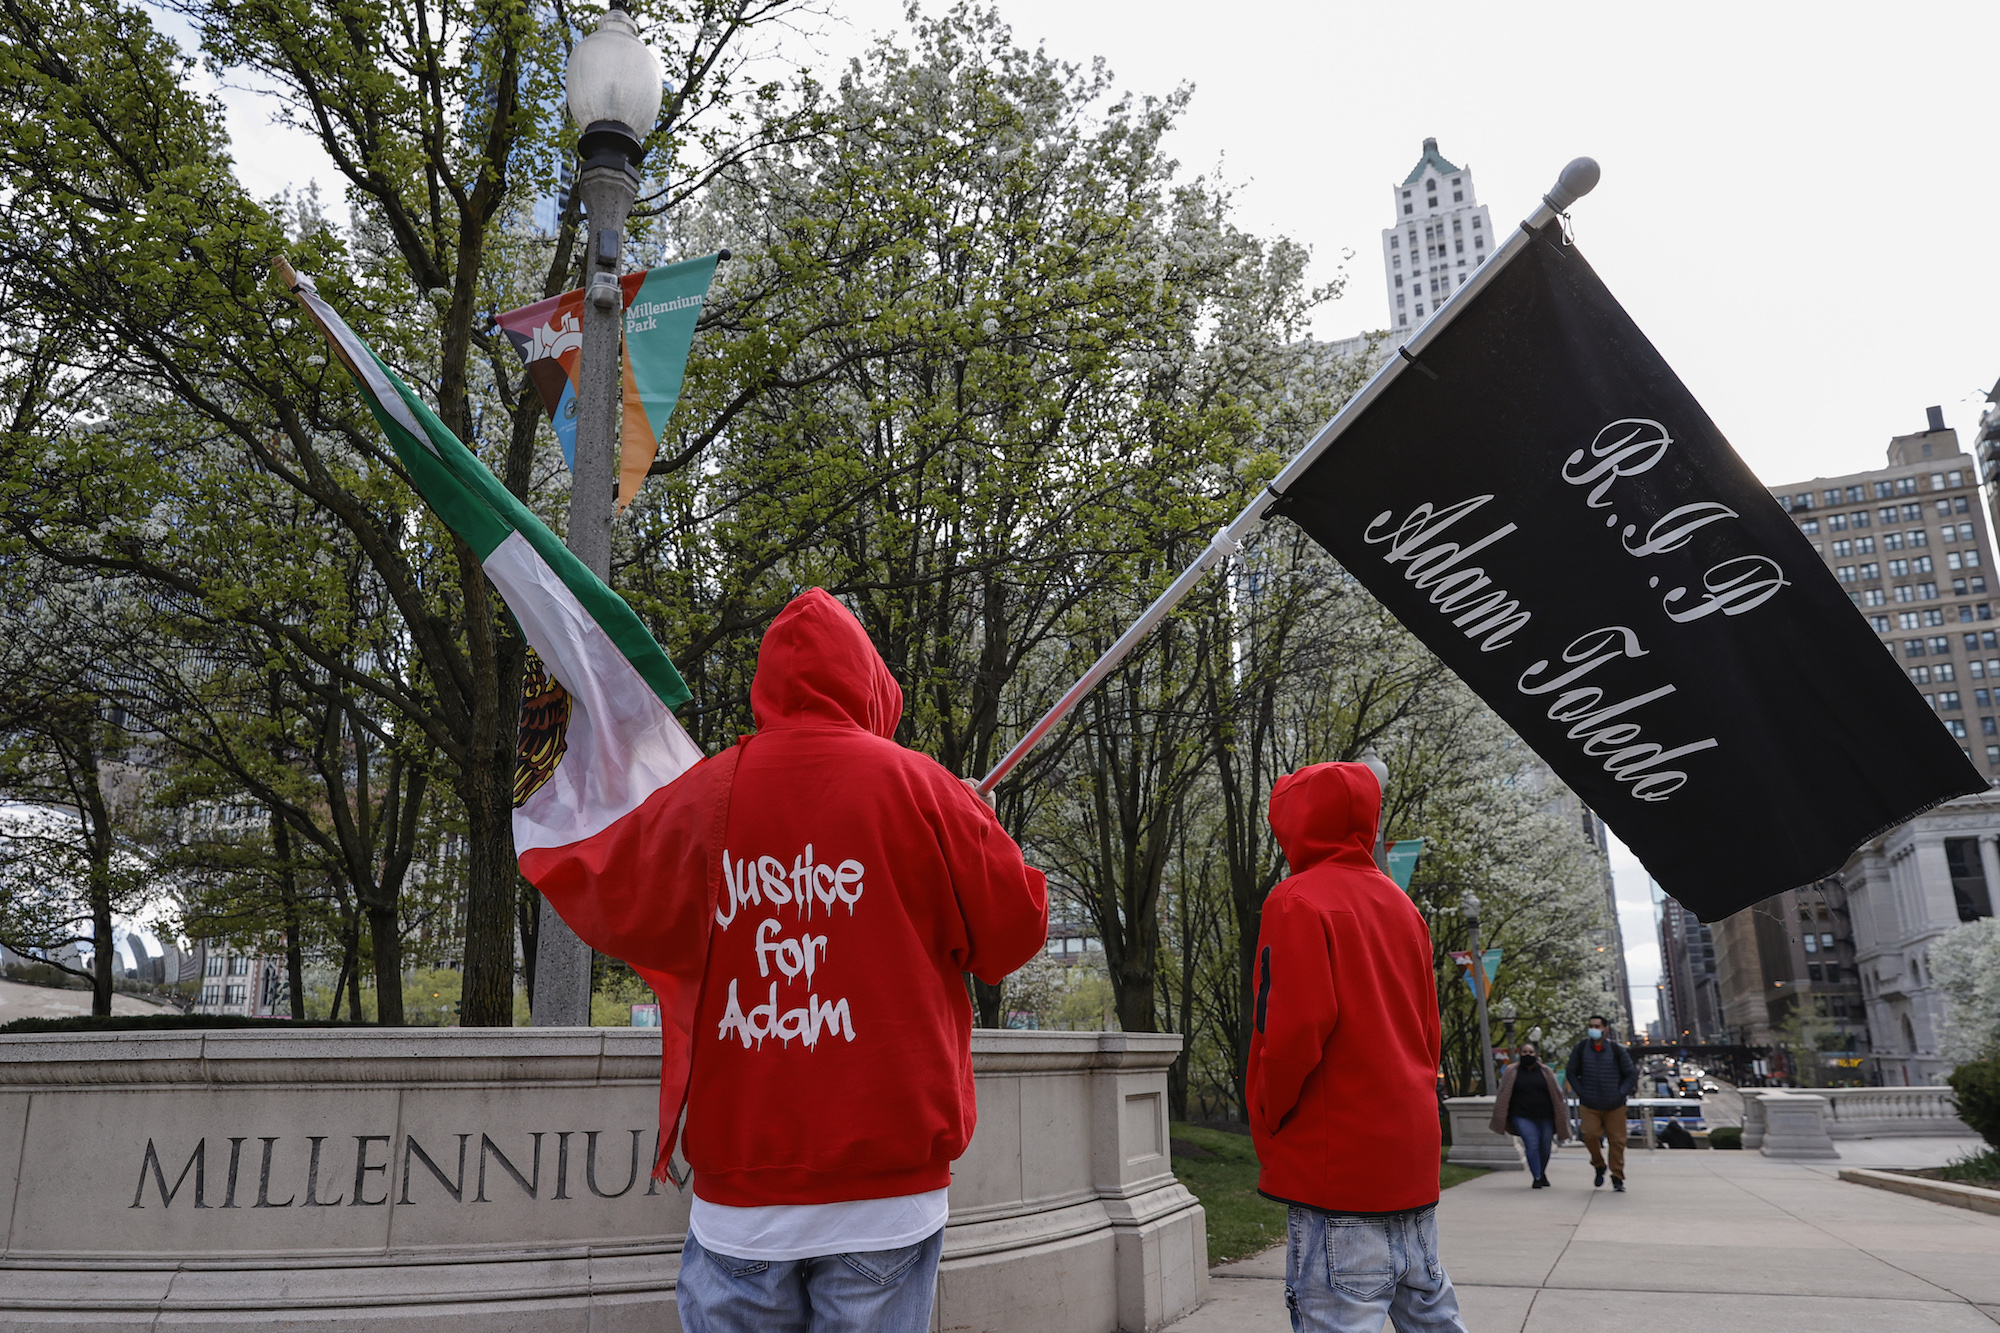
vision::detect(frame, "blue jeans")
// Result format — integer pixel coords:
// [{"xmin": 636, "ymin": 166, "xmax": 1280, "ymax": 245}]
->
[
  {"xmin": 1512, "ymin": 1115, "xmax": 1556, "ymax": 1179},
  {"xmin": 677, "ymin": 1227, "xmax": 943, "ymax": 1333},
  {"xmin": 1284, "ymin": 1203, "xmax": 1465, "ymax": 1332}
]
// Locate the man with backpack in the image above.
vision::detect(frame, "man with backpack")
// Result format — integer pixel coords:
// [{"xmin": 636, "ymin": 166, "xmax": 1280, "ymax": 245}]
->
[{"xmin": 1566, "ymin": 1015, "xmax": 1639, "ymax": 1192}]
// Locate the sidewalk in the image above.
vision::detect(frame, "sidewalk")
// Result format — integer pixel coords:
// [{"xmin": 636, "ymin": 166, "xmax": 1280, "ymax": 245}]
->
[{"xmin": 1164, "ymin": 1138, "xmax": 2000, "ymax": 1331}]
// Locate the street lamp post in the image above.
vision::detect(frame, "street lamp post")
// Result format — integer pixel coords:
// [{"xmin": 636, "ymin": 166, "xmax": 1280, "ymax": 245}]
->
[
  {"xmin": 533, "ymin": 0, "xmax": 665, "ymax": 1028},
  {"xmin": 1496, "ymin": 998, "xmax": 1518, "ymax": 1051},
  {"xmin": 1461, "ymin": 890, "xmax": 1498, "ymax": 1096}
]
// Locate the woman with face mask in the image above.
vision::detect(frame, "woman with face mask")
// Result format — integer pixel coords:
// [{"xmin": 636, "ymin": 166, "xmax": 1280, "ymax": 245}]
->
[{"xmin": 1488, "ymin": 1043, "xmax": 1569, "ymax": 1187}]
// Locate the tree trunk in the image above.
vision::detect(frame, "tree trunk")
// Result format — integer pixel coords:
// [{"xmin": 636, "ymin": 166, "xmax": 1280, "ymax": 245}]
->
[
  {"xmin": 458, "ymin": 753, "xmax": 519, "ymax": 1026},
  {"xmin": 90, "ymin": 874, "xmax": 114, "ymax": 1018},
  {"xmin": 368, "ymin": 901, "xmax": 404, "ymax": 1026},
  {"xmin": 973, "ymin": 976, "xmax": 1004, "ymax": 1029},
  {"xmin": 517, "ymin": 877, "xmax": 540, "ymax": 1012},
  {"xmin": 273, "ymin": 814, "xmax": 306, "ymax": 1020}
]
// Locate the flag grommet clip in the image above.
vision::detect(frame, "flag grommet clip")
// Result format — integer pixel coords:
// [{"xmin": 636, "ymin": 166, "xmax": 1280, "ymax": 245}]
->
[{"xmin": 1396, "ymin": 346, "xmax": 1440, "ymax": 381}]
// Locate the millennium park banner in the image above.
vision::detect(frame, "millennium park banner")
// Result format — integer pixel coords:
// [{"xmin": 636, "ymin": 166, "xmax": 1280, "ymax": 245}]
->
[
  {"xmin": 493, "ymin": 252, "xmax": 720, "ymax": 510},
  {"xmin": 1268, "ymin": 222, "xmax": 1984, "ymax": 921}
]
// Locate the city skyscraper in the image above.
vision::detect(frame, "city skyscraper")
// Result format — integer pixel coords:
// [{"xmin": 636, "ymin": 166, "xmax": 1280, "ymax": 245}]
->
[{"xmin": 1379, "ymin": 138, "xmax": 1496, "ymax": 331}]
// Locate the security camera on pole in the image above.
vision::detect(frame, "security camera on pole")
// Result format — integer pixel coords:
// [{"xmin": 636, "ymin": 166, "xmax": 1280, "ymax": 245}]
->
[{"xmin": 533, "ymin": 0, "xmax": 665, "ymax": 1026}]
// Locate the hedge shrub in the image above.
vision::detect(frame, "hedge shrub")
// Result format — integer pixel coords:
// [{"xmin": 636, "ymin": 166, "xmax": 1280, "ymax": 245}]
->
[{"xmin": 1949, "ymin": 1058, "xmax": 2000, "ymax": 1148}]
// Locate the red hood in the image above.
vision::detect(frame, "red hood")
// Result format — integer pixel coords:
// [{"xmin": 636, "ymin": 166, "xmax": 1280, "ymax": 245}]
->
[
  {"xmin": 749, "ymin": 588, "xmax": 903, "ymax": 737},
  {"xmin": 1267, "ymin": 761, "xmax": 1382, "ymax": 872}
]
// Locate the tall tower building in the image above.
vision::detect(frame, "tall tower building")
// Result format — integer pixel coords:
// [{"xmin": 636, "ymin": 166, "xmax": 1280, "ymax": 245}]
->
[{"xmin": 1380, "ymin": 138, "xmax": 1496, "ymax": 331}]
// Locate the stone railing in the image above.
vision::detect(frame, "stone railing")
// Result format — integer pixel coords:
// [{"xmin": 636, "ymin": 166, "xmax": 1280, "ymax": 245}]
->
[
  {"xmin": 0, "ymin": 1028, "xmax": 1205, "ymax": 1332},
  {"xmin": 1820, "ymin": 1086, "xmax": 1970, "ymax": 1139},
  {"xmin": 1442, "ymin": 1097, "xmax": 1523, "ymax": 1171}
]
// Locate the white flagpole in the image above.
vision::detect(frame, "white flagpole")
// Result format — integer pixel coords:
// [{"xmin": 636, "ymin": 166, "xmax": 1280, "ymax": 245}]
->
[{"xmin": 977, "ymin": 157, "xmax": 1602, "ymax": 794}]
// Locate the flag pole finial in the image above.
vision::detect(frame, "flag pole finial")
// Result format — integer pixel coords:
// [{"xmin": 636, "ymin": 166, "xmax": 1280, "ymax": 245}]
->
[{"xmin": 1544, "ymin": 158, "xmax": 1601, "ymax": 214}]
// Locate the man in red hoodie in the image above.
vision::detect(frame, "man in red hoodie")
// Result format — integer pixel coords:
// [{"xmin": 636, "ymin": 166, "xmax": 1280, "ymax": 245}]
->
[
  {"xmin": 532, "ymin": 589, "xmax": 1049, "ymax": 1332},
  {"xmin": 1247, "ymin": 760, "xmax": 1468, "ymax": 1333}
]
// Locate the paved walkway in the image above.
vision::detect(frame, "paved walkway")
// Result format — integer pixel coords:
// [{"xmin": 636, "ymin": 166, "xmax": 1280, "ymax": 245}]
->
[
  {"xmin": 1166, "ymin": 1138, "xmax": 2000, "ymax": 1331},
  {"xmin": 0, "ymin": 977, "xmax": 167, "ymax": 1021}
]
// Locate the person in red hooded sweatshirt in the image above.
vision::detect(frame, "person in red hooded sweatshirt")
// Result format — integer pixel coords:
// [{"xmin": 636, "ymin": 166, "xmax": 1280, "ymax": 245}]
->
[
  {"xmin": 1247, "ymin": 760, "xmax": 1467, "ymax": 1333},
  {"xmin": 531, "ymin": 589, "xmax": 1049, "ymax": 1333}
]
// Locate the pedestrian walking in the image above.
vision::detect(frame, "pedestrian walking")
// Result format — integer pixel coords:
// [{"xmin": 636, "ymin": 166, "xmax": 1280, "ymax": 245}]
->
[
  {"xmin": 534, "ymin": 589, "xmax": 1050, "ymax": 1332},
  {"xmin": 1488, "ymin": 1043, "xmax": 1568, "ymax": 1187},
  {"xmin": 1565, "ymin": 1016, "xmax": 1638, "ymax": 1193},
  {"xmin": 1248, "ymin": 761, "xmax": 1469, "ymax": 1333}
]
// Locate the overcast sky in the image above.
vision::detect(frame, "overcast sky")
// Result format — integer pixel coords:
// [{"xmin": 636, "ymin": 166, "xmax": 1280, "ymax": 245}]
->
[{"xmin": 191, "ymin": 0, "xmax": 2000, "ymax": 1030}]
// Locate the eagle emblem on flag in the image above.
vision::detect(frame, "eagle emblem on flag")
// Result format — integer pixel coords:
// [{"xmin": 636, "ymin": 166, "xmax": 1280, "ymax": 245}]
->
[{"xmin": 514, "ymin": 647, "xmax": 571, "ymax": 807}]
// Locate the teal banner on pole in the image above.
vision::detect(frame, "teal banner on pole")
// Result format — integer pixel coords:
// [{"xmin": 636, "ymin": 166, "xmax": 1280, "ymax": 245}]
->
[{"xmin": 1385, "ymin": 838, "xmax": 1425, "ymax": 890}]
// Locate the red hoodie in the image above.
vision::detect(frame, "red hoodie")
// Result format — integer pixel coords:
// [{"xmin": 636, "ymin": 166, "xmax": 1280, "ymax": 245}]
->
[
  {"xmin": 529, "ymin": 589, "xmax": 1049, "ymax": 1205},
  {"xmin": 1247, "ymin": 761, "xmax": 1442, "ymax": 1213}
]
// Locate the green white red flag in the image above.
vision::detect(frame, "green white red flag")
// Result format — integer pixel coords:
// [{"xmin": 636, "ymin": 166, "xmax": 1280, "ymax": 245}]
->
[{"xmin": 276, "ymin": 256, "xmax": 707, "ymax": 1003}]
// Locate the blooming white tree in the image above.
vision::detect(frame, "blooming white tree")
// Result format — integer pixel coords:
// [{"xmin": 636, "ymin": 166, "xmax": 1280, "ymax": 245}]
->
[{"xmin": 1932, "ymin": 918, "xmax": 2000, "ymax": 1064}]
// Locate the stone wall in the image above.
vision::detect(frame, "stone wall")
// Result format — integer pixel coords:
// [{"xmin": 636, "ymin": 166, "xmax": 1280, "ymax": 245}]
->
[{"xmin": 0, "ymin": 1028, "xmax": 1204, "ymax": 1332}]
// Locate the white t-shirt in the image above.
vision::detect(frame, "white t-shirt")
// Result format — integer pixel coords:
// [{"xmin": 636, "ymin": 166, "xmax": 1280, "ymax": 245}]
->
[{"xmin": 688, "ymin": 1187, "xmax": 949, "ymax": 1263}]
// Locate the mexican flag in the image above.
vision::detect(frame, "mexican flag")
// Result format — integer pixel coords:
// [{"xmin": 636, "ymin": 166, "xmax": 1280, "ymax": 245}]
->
[{"xmin": 279, "ymin": 259, "xmax": 703, "ymax": 842}]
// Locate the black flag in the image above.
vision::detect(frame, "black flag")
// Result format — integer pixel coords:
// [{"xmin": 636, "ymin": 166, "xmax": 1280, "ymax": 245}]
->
[{"xmin": 1271, "ymin": 221, "xmax": 1983, "ymax": 921}]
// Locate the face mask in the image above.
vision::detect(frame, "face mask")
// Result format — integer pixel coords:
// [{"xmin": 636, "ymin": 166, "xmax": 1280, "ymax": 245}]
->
[{"xmin": 1588, "ymin": 1028, "xmax": 1603, "ymax": 1039}]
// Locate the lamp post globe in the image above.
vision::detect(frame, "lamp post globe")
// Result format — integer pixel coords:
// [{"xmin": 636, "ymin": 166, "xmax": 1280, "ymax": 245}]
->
[
  {"xmin": 1460, "ymin": 890, "xmax": 1481, "ymax": 923},
  {"xmin": 565, "ymin": 0, "xmax": 665, "ymax": 167},
  {"xmin": 534, "ymin": 0, "xmax": 665, "ymax": 1029}
]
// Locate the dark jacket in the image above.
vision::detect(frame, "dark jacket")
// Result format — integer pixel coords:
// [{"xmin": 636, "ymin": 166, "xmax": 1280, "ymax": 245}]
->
[
  {"xmin": 1565, "ymin": 1036, "xmax": 1638, "ymax": 1111},
  {"xmin": 1488, "ymin": 1060, "xmax": 1569, "ymax": 1140},
  {"xmin": 1248, "ymin": 762, "xmax": 1443, "ymax": 1214}
]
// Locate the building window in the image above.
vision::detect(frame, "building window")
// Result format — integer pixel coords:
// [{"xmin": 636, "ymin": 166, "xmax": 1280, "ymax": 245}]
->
[
  {"xmin": 1932, "ymin": 473, "xmax": 1947, "ymax": 491},
  {"xmin": 1895, "ymin": 585, "xmax": 1915, "ymax": 602},
  {"xmin": 1397, "ymin": 315, "xmax": 1407, "ymax": 327},
  {"xmin": 1908, "ymin": 528, "xmax": 1928, "ymax": 547},
  {"xmin": 1972, "ymin": 659, "xmax": 1986, "ymax": 678},
  {"xmin": 1415, "ymin": 304, "xmax": 1424, "ymax": 316},
  {"xmin": 1898, "ymin": 478, "xmax": 1917, "ymax": 496},
  {"xmin": 1949, "ymin": 551, "xmax": 1965, "ymax": 570},
  {"xmin": 1828, "ymin": 513, "xmax": 1847, "ymax": 530},
  {"xmin": 1869, "ymin": 615, "xmax": 1891, "ymax": 632},
  {"xmin": 1389, "ymin": 235, "xmax": 1399, "ymax": 249},
  {"xmin": 1865, "ymin": 588, "xmax": 1887, "ymax": 606},
  {"xmin": 1856, "ymin": 536, "xmax": 1876, "ymax": 554},
  {"xmin": 1887, "ymin": 559, "xmax": 1908, "ymax": 577},
  {"xmin": 1905, "ymin": 639, "xmax": 1927, "ymax": 657},
  {"xmin": 1901, "ymin": 612, "xmax": 1922, "ymax": 630},
  {"xmin": 1986, "ymin": 744, "xmax": 1999, "ymax": 764},
  {"xmin": 1915, "ymin": 555, "xmax": 1934, "ymax": 573},
  {"xmin": 1846, "ymin": 485, "xmax": 1864, "ymax": 503},
  {"xmin": 1837, "ymin": 566, "xmax": 1857, "ymax": 582},
  {"xmin": 1930, "ymin": 636, "xmax": 1952, "ymax": 654},
  {"xmin": 1885, "ymin": 533, "xmax": 1904, "ymax": 550},
  {"xmin": 1852, "ymin": 509, "xmax": 1872, "ymax": 528},
  {"xmin": 224, "ymin": 984, "xmax": 247, "ymax": 1006},
  {"xmin": 1453, "ymin": 190, "xmax": 1463, "ymax": 202},
  {"xmin": 1880, "ymin": 507, "xmax": 1899, "ymax": 524},
  {"xmin": 201, "ymin": 985, "xmax": 220, "ymax": 1005},
  {"xmin": 1475, "ymin": 234, "xmax": 1485, "ymax": 249},
  {"xmin": 1859, "ymin": 562, "xmax": 1880, "ymax": 579},
  {"xmin": 1942, "ymin": 697, "xmax": 1964, "ymax": 717},
  {"xmin": 1925, "ymin": 608, "xmax": 1945, "ymax": 626},
  {"xmin": 1833, "ymin": 540, "xmax": 1852, "ymax": 557},
  {"xmin": 1937, "ymin": 663, "xmax": 1956, "ymax": 682},
  {"xmin": 1875, "ymin": 480, "xmax": 1895, "ymax": 499},
  {"xmin": 1910, "ymin": 666, "xmax": 1931, "ymax": 684},
  {"xmin": 1824, "ymin": 489, "xmax": 1841, "ymax": 505},
  {"xmin": 1799, "ymin": 518, "xmax": 1819, "ymax": 534},
  {"xmin": 1471, "ymin": 216, "xmax": 1481, "ymax": 229},
  {"xmin": 204, "ymin": 956, "xmax": 225, "ymax": 978},
  {"xmin": 1975, "ymin": 578, "xmax": 1989, "ymax": 594},
  {"xmin": 1922, "ymin": 582, "xmax": 1940, "ymax": 599},
  {"xmin": 1966, "ymin": 549, "xmax": 1982, "ymax": 568},
  {"xmin": 1955, "ymin": 579, "xmax": 1970, "ymax": 596},
  {"xmin": 229, "ymin": 956, "xmax": 251, "ymax": 976},
  {"xmin": 1984, "ymin": 716, "xmax": 1997, "ymax": 735},
  {"xmin": 1404, "ymin": 204, "xmax": 1413, "ymax": 214}
]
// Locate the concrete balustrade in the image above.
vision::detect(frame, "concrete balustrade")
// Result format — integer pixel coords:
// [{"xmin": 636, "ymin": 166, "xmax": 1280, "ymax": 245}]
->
[
  {"xmin": 1442, "ymin": 1097, "xmax": 1524, "ymax": 1171},
  {"xmin": 1819, "ymin": 1086, "xmax": 1971, "ymax": 1139},
  {"xmin": 1757, "ymin": 1091, "xmax": 1840, "ymax": 1160},
  {"xmin": 0, "ymin": 1028, "xmax": 1206, "ymax": 1332}
]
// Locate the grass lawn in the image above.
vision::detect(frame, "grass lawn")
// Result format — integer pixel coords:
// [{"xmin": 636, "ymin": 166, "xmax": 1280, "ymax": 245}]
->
[{"xmin": 1169, "ymin": 1122, "xmax": 1488, "ymax": 1266}]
